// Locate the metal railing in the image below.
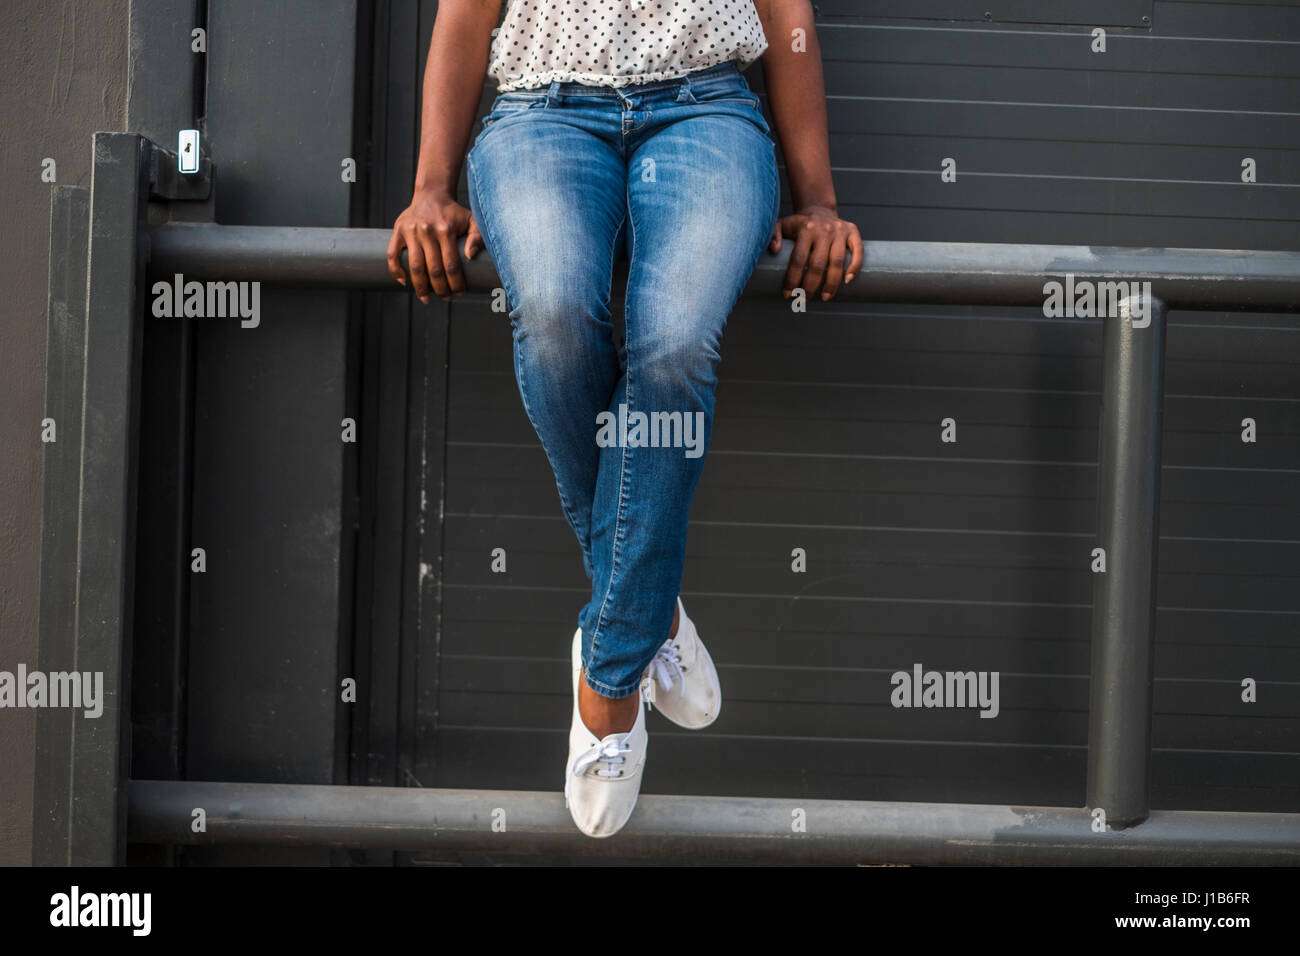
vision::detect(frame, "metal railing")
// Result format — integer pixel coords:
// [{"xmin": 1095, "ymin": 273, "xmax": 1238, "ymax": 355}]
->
[
  {"xmin": 36, "ymin": 132, "xmax": 1300, "ymax": 865},
  {"xmin": 144, "ymin": 219, "xmax": 1300, "ymax": 309},
  {"xmin": 129, "ymin": 780, "xmax": 1300, "ymax": 865}
]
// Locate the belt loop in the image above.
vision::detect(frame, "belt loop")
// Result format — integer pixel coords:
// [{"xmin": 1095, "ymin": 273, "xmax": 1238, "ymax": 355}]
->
[
  {"xmin": 545, "ymin": 79, "xmax": 562, "ymax": 108},
  {"xmin": 675, "ymin": 73, "xmax": 693, "ymax": 103}
]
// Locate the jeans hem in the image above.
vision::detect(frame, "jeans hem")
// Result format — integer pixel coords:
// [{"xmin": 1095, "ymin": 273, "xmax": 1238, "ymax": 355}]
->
[{"xmin": 583, "ymin": 670, "xmax": 642, "ymax": 700}]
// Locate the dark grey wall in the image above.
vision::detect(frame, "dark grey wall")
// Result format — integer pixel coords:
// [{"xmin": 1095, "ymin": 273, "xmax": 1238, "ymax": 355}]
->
[
  {"xmin": 434, "ymin": 1, "xmax": 1299, "ymax": 814},
  {"xmin": 0, "ymin": 0, "xmax": 129, "ymax": 867}
]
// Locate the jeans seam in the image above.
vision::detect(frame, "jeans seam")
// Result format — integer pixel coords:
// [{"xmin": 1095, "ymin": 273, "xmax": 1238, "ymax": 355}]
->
[
  {"xmin": 582, "ymin": 203, "xmax": 629, "ymax": 570},
  {"xmin": 585, "ymin": 184, "xmax": 638, "ymax": 697},
  {"xmin": 467, "ymin": 153, "xmax": 499, "ymax": 277},
  {"xmin": 769, "ymin": 144, "xmax": 781, "ymax": 238}
]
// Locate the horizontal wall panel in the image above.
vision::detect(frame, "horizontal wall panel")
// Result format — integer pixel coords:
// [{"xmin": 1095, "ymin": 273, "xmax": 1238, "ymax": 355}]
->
[
  {"xmin": 434, "ymin": 728, "xmax": 1298, "ymax": 811},
  {"xmin": 817, "ymin": 1, "xmax": 1154, "ymax": 27},
  {"xmin": 437, "ymin": 595, "xmax": 1300, "ymax": 675},
  {"xmin": 826, "ymin": 101, "xmax": 1300, "ymax": 153},
  {"xmin": 818, "ymin": 61, "xmax": 1300, "ymax": 114},
  {"xmin": 1156, "ymin": 0, "xmax": 1300, "ymax": 41},
  {"xmin": 816, "ymin": 25, "xmax": 1299, "ymax": 79},
  {"xmin": 828, "ymin": 205, "xmax": 1300, "ymax": 250}
]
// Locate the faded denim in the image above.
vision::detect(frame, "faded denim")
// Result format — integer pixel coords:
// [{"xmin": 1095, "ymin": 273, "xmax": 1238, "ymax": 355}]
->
[{"xmin": 467, "ymin": 60, "xmax": 779, "ymax": 697}]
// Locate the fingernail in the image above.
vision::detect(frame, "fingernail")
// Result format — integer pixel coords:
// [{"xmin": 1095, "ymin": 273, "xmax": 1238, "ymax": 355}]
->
[
  {"xmin": 821, "ymin": 291, "xmax": 831, "ymax": 300},
  {"xmin": 419, "ymin": 295, "xmax": 431, "ymax": 305},
  {"xmin": 847, "ymin": 274, "xmax": 856, "ymax": 283}
]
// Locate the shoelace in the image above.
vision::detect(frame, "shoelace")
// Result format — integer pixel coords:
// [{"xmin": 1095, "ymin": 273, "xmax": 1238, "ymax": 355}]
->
[
  {"xmin": 570, "ymin": 738, "xmax": 630, "ymax": 779},
  {"xmin": 640, "ymin": 638, "xmax": 685, "ymax": 708}
]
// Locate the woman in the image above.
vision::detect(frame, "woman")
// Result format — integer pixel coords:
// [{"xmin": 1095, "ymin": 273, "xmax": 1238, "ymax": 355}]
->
[{"xmin": 387, "ymin": 0, "xmax": 862, "ymax": 838}]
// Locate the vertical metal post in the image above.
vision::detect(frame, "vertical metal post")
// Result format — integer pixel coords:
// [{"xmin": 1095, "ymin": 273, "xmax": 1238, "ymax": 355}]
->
[
  {"xmin": 33, "ymin": 185, "xmax": 91, "ymax": 865},
  {"xmin": 68, "ymin": 132, "xmax": 148, "ymax": 864},
  {"xmin": 1086, "ymin": 291, "xmax": 1167, "ymax": 828}
]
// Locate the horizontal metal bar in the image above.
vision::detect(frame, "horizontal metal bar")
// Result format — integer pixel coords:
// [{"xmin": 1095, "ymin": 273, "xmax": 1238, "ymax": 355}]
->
[
  {"xmin": 144, "ymin": 224, "xmax": 1300, "ymax": 310},
  {"xmin": 128, "ymin": 780, "xmax": 1300, "ymax": 865}
]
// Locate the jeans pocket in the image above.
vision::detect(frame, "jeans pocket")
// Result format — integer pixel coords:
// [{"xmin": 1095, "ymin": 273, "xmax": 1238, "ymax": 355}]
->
[
  {"xmin": 686, "ymin": 83, "xmax": 770, "ymax": 137},
  {"xmin": 482, "ymin": 90, "xmax": 548, "ymax": 130},
  {"xmin": 687, "ymin": 83, "xmax": 762, "ymax": 112}
]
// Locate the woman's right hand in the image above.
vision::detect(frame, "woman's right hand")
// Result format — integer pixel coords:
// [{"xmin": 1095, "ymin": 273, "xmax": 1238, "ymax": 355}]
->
[{"xmin": 386, "ymin": 189, "xmax": 485, "ymax": 303}]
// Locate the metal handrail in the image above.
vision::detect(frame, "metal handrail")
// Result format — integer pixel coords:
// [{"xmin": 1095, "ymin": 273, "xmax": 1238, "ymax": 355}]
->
[
  {"xmin": 128, "ymin": 780, "xmax": 1300, "ymax": 865},
  {"xmin": 145, "ymin": 221, "xmax": 1300, "ymax": 309}
]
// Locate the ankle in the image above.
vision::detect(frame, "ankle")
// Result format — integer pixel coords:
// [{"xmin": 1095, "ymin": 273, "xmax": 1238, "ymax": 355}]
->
[{"xmin": 578, "ymin": 673, "xmax": 640, "ymax": 737}]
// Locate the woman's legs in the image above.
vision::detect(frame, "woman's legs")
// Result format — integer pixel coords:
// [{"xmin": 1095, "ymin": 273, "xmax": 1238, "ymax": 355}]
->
[
  {"xmin": 468, "ymin": 73, "xmax": 778, "ymax": 724},
  {"xmin": 578, "ymin": 108, "xmax": 779, "ymax": 702}
]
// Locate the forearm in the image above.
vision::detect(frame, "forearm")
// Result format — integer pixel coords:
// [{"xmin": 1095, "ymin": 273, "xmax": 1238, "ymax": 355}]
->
[
  {"xmin": 756, "ymin": 0, "xmax": 837, "ymax": 212},
  {"xmin": 413, "ymin": 0, "xmax": 501, "ymax": 198}
]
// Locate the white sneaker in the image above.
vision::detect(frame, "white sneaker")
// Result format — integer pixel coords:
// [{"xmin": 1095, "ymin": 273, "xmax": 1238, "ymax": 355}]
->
[
  {"xmin": 639, "ymin": 597, "xmax": 721, "ymax": 729},
  {"xmin": 564, "ymin": 627, "xmax": 647, "ymax": 838}
]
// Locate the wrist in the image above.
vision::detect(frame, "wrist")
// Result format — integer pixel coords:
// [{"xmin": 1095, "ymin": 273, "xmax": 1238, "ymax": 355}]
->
[
  {"xmin": 797, "ymin": 197, "xmax": 838, "ymax": 215},
  {"xmin": 412, "ymin": 180, "xmax": 457, "ymax": 203}
]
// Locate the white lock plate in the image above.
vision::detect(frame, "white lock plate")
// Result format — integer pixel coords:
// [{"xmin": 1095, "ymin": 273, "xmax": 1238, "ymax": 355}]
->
[{"xmin": 178, "ymin": 129, "xmax": 201, "ymax": 174}]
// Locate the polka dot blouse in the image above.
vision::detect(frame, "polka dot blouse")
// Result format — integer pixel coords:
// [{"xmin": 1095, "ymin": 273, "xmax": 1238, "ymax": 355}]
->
[{"xmin": 486, "ymin": 0, "xmax": 769, "ymax": 92}]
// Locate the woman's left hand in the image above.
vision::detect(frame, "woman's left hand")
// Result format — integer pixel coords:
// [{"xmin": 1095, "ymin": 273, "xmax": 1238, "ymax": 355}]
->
[{"xmin": 768, "ymin": 205, "xmax": 863, "ymax": 302}]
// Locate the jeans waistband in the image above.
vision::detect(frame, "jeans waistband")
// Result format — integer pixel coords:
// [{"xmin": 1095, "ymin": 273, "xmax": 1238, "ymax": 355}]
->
[{"xmin": 543, "ymin": 60, "xmax": 743, "ymax": 99}]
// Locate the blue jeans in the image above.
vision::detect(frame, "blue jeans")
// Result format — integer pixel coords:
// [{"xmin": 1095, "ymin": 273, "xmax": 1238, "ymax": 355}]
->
[{"xmin": 466, "ymin": 61, "xmax": 780, "ymax": 698}]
